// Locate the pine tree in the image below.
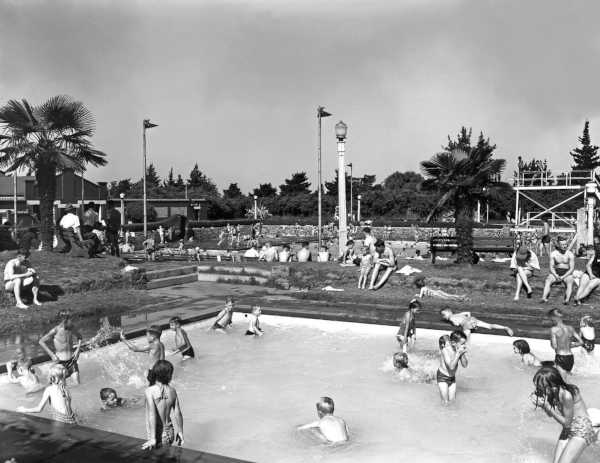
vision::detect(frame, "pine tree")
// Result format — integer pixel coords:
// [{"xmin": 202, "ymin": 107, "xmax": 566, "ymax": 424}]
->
[
  {"xmin": 146, "ymin": 163, "xmax": 161, "ymax": 188},
  {"xmin": 570, "ymin": 121, "xmax": 600, "ymax": 170},
  {"xmin": 163, "ymin": 167, "xmax": 176, "ymax": 187},
  {"xmin": 279, "ymin": 172, "xmax": 311, "ymax": 196}
]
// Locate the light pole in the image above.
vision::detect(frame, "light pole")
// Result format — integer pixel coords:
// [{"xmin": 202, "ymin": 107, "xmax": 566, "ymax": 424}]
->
[
  {"xmin": 119, "ymin": 193, "xmax": 126, "ymax": 226},
  {"xmin": 357, "ymin": 194, "xmax": 362, "ymax": 222},
  {"xmin": 142, "ymin": 118, "xmax": 158, "ymax": 237},
  {"xmin": 335, "ymin": 121, "xmax": 348, "ymax": 257},
  {"xmin": 347, "ymin": 162, "xmax": 353, "ymax": 222},
  {"xmin": 317, "ymin": 106, "xmax": 332, "ymax": 247},
  {"xmin": 253, "ymin": 195, "xmax": 258, "ymax": 220}
]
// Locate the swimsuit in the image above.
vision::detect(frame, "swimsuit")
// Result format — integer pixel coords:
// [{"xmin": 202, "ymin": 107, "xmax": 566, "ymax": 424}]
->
[
  {"xmin": 245, "ymin": 330, "xmax": 259, "ymax": 336},
  {"xmin": 398, "ymin": 316, "xmax": 416, "ymax": 340},
  {"xmin": 555, "ymin": 354, "xmax": 575, "ymax": 372},
  {"xmin": 51, "ymin": 409, "xmax": 77, "ymax": 424},
  {"xmin": 559, "ymin": 416, "xmax": 597, "ymax": 445},
  {"xmin": 180, "ymin": 346, "xmax": 195, "ymax": 358},
  {"xmin": 555, "ymin": 267, "xmax": 569, "ymax": 278},
  {"xmin": 57, "ymin": 356, "xmax": 79, "ymax": 378},
  {"xmin": 436, "ymin": 369, "xmax": 456, "ymax": 385}
]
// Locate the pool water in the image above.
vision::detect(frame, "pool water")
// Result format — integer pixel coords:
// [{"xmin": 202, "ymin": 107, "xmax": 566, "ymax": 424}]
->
[{"xmin": 2, "ymin": 314, "xmax": 600, "ymax": 463}]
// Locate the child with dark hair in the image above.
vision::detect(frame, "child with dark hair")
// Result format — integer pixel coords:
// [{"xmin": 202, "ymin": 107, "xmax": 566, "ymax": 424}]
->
[
  {"xmin": 368, "ymin": 239, "xmax": 396, "ymax": 290},
  {"xmin": 245, "ymin": 306, "xmax": 264, "ymax": 336},
  {"xmin": 211, "ymin": 296, "xmax": 234, "ymax": 331},
  {"xmin": 440, "ymin": 308, "xmax": 513, "ymax": 341},
  {"xmin": 437, "ymin": 331, "xmax": 468, "ymax": 404},
  {"xmin": 548, "ymin": 308, "xmax": 583, "ymax": 377},
  {"xmin": 531, "ymin": 366, "xmax": 597, "ymax": 462},
  {"xmin": 143, "ymin": 360, "xmax": 184, "ymax": 449},
  {"xmin": 393, "ymin": 352, "xmax": 409, "ymax": 370},
  {"xmin": 167, "ymin": 317, "xmax": 194, "ymax": 359},
  {"xmin": 297, "ymin": 397, "xmax": 349, "ymax": 443},
  {"xmin": 120, "ymin": 325, "xmax": 165, "ymax": 370},
  {"xmin": 396, "ymin": 299, "xmax": 421, "ymax": 353},
  {"xmin": 512, "ymin": 339, "xmax": 542, "ymax": 367},
  {"xmin": 100, "ymin": 387, "xmax": 123, "ymax": 409}
]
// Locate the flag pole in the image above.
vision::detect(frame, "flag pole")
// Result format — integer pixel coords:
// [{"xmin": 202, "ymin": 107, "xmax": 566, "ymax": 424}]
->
[
  {"xmin": 143, "ymin": 120, "xmax": 148, "ymax": 238},
  {"xmin": 317, "ymin": 107, "xmax": 322, "ymax": 247}
]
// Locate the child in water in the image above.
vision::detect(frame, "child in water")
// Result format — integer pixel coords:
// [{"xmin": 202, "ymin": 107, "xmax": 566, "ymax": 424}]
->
[
  {"xmin": 245, "ymin": 306, "xmax": 264, "ymax": 336},
  {"xmin": 440, "ymin": 309, "xmax": 514, "ymax": 341},
  {"xmin": 6, "ymin": 346, "xmax": 42, "ymax": 393},
  {"xmin": 358, "ymin": 246, "xmax": 373, "ymax": 289},
  {"xmin": 17, "ymin": 364, "xmax": 76, "ymax": 424},
  {"xmin": 211, "ymin": 296, "xmax": 235, "ymax": 331},
  {"xmin": 437, "ymin": 332, "xmax": 468, "ymax": 404},
  {"xmin": 297, "ymin": 397, "xmax": 349, "ymax": 443},
  {"xmin": 513, "ymin": 339, "xmax": 543, "ymax": 366},
  {"xmin": 580, "ymin": 316, "xmax": 596, "ymax": 354},
  {"xmin": 120, "ymin": 325, "xmax": 165, "ymax": 370},
  {"xmin": 167, "ymin": 317, "xmax": 195, "ymax": 359},
  {"xmin": 396, "ymin": 299, "xmax": 421, "ymax": 353},
  {"xmin": 100, "ymin": 387, "xmax": 124, "ymax": 409},
  {"xmin": 414, "ymin": 276, "xmax": 468, "ymax": 301},
  {"xmin": 393, "ymin": 352, "xmax": 409, "ymax": 370}
]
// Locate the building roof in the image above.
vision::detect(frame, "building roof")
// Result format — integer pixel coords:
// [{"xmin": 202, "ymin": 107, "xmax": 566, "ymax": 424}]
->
[{"xmin": 0, "ymin": 173, "xmax": 34, "ymax": 196}]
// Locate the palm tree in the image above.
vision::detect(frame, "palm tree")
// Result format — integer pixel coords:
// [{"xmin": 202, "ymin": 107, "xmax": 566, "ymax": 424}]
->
[
  {"xmin": 0, "ymin": 96, "xmax": 107, "ymax": 249},
  {"xmin": 420, "ymin": 131, "xmax": 512, "ymax": 263}
]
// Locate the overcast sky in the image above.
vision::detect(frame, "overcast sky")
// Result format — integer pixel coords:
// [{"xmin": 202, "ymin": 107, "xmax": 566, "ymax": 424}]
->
[{"xmin": 1, "ymin": 0, "xmax": 600, "ymax": 193}]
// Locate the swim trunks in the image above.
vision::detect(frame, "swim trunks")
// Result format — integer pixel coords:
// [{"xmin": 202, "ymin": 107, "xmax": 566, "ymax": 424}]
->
[
  {"xmin": 245, "ymin": 330, "xmax": 259, "ymax": 336},
  {"xmin": 212, "ymin": 322, "xmax": 225, "ymax": 330},
  {"xmin": 57, "ymin": 357, "xmax": 79, "ymax": 378},
  {"xmin": 180, "ymin": 346, "xmax": 195, "ymax": 358},
  {"xmin": 555, "ymin": 353, "xmax": 575, "ymax": 372},
  {"xmin": 555, "ymin": 267, "xmax": 569, "ymax": 278},
  {"xmin": 436, "ymin": 369, "xmax": 456, "ymax": 385},
  {"xmin": 582, "ymin": 338, "xmax": 596, "ymax": 353},
  {"xmin": 560, "ymin": 416, "xmax": 597, "ymax": 445},
  {"xmin": 51, "ymin": 409, "xmax": 77, "ymax": 424}
]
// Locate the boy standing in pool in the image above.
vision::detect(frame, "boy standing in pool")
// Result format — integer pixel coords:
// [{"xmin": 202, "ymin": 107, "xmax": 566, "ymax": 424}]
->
[
  {"xmin": 120, "ymin": 325, "xmax": 165, "ymax": 370},
  {"xmin": 298, "ymin": 397, "xmax": 349, "ymax": 443},
  {"xmin": 437, "ymin": 331, "xmax": 468, "ymax": 404},
  {"xmin": 245, "ymin": 306, "xmax": 264, "ymax": 336},
  {"xmin": 548, "ymin": 308, "xmax": 583, "ymax": 377},
  {"xmin": 167, "ymin": 317, "xmax": 195, "ymax": 359},
  {"xmin": 211, "ymin": 296, "xmax": 235, "ymax": 331},
  {"xmin": 39, "ymin": 310, "xmax": 83, "ymax": 385},
  {"xmin": 396, "ymin": 299, "xmax": 421, "ymax": 353}
]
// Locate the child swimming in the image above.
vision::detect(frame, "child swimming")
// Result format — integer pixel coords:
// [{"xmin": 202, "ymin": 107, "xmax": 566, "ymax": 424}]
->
[
  {"xmin": 580, "ymin": 316, "xmax": 596, "ymax": 354},
  {"xmin": 396, "ymin": 299, "xmax": 421, "ymax": 353},
  {"xmin": 513, "ymin": 339, "xmax": 542, "ymax": 367},
  {"xmin": 440, "ymin": 309, "xmax": 514, "ymax": 341},
  {"xmin": 211, "ymin": 296, "xmax": 235, "ymax": 331},
  {"xmin": 100, "ymin": 387, "xmax": 124, "ymax": 409},
  {"xmin": 167, "ymin": 317, "xmax": 195, "ymax": 359},
  {"xmin": 245, "ymin": 306, "xmax": 264, "ymax": 336},
  {"xmin": 297, "ymin": 397, "xmax": 349, "ymax": 443},
  {"xmin": 6, "ymin": 346, "xmax": 42, "ymax": 393},
  {"xmin": 436, "ymin": 331, "xmax": 468, "ymax": 404},
  {"xmin": 393, "ymin": 352, "xmax": 409, "ymax": 370},
  {"xmin": 17, "ymin": 364, "xmax": 76, "ymax": 424}
]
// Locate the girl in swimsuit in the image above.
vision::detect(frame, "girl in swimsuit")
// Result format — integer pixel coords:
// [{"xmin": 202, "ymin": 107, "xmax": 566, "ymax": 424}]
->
[
  {"xmin": 437, "ymin": 331, "xmax": 468, "ymax": 405},
  {"xmin": 513, "ymin": 339, "xmax": 543, "ymax": 367},
  {"xmin": 17, "ymin": 364, "xmax": 76, "ymax": 424},
  {"xmin": 532, "ymin": 366, "xmax": 597, "ymax": 462}
]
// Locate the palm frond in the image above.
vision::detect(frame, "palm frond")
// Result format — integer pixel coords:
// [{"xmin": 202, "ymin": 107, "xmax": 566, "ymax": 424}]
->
[
  {"xmin": 0, "ymin": 99, "xmax": 37, "ymax": 135},
  {"xmin": 425, "ymin": 190, "xmax": 453, "ymax": 223},
  {"xmin": 37, "ymin": 95, "xmax": 96, "ymax": 134}
]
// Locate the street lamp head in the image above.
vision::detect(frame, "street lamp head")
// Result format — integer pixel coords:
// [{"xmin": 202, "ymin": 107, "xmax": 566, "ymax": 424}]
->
[
  {"xmin": 119, "ymin": 193, "xmax": 125, "ymax": 199},
  {"xmin": 253, "ymin": 195, "xmax": 258, "ymax": 200},
  {"xmin": 335, "ymin": 121, "xmax": 348, "ymax": 140},
  {"xmin": 357, "ymin": 194, "xmax": 362, "ymax": 200}
]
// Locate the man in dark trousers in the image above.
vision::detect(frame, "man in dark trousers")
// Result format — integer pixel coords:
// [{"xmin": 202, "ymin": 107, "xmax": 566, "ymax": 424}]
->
[{"xmin": 106, "ymin": 200, "xmax": 121, "ymax": 257}]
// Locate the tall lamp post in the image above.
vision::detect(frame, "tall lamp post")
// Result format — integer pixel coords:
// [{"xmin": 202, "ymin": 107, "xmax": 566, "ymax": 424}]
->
[
  {"xmin": 347, "ymin": 162, "xmax": 353, "ymax": 222},
  {"xmin": 317, "ymin": 106, "xmax": 332, "ymax": 247},
  {"xmin": 253, "ymin": 195, "xmax": 258, "ymax": 220},
  {"xmin": 142, "ymin": 118, "xmax": 158, "ymax": 238},
  {"xmin": 13, "ymin": 169, "xmax": 17, "ymax": 238},
  {"xmin": 357, "ymin": 194, "xmax": 362, "ymax": 222},
  {"xmin": 335, "ymin": 121, "xmax": 348, "ymax": 257},
  {"xmin": 119, "ymin": 193, "xmax": 126, "ymax": 227}
]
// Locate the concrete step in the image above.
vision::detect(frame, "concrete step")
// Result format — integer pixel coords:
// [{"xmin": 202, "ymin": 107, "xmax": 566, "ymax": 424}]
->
[
  {"xmin": 197, "ymin": 273, "xmax": 269, "ymax": 286},
  {"xmin": 145, "ymin": 266, "xmax": 198, "ymax": 281},
  {"xmin": 197, "ymin": 265, "xmax": 271, "ymax": 278},
  {"xmin": 146, "ymin": 273, "xmax": 198, "ymax": 289}
]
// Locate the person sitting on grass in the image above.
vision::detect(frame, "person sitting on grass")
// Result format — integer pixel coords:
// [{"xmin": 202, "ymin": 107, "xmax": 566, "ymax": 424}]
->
[
  {"xmin": 510, "ymin": 244, "xmax": 540, "ymax": 301},
  {"xmin": 259, "ymin": 242, "xmax": 278, "ymax": 262},
  {"xmin": 542, "ymin": 236, "xmax": 575, "ymax": 304},
  {"xmin": 142, "ymin": 360, "xmax": 184, "ymax": 449},
  {"xmin": 574, "ymin": 239, "xmax": 600, "ymax": 305},
  {"xmin": 167, "ymin": 316, "xmax": 194, "ymax": 359},
  {"xmin": 211, "ymin": 296, "xmax": 235, "ymax": 331},
  {"xmin": 4, "ymin": 249, "xmax": 42, "ymax": 309},
  {"xmin": 297, "ymin": 397, "xmax": 349, "ymax": 443},
  {"xmin": 368, "ymin": 239, "xmax": 396, "ymax": 290},
  {"xmin": 6, "ymin": 346, "xmax": 42, "ymax": 393},
  {"xmin": 436, "ymin": 331, "xmax": 468, "ymax": 405},
  {"xmin": 297, "ymin": 242, "xmax": 312, "ymax": 262},
  {"xmin": 245, "ymin": 305, "xmax": 264, "ymax": 336},
  {"xmin": 317, "ymin": 245, "xmax": 330, "ymax": 263},
  {"xmin": 414, "ymin": 276, "xmax": 467, "ymax": 301},
  {"xmin": 278, "ymin": 244, "xmax": 292, "ymax": 263},
  {"xmin": 358, "ymin": 246, "xmax": 373, "ymax": 289},
  {"xmin": 440, "ymin": 308, "xmax": 514, "ymax": 341},
  {"xmin": 341, "ymin": 240, "xmax": 358, "ymax": 265},
  {"xmin": 120, "ymin": 325, "xmax": 165, "ymax": 371},
  {"xmin": 17, "ymin": 364, "xmax": 76, "ymax": 424},
  {"xmin": 39, "ymin": 311, "xmax": 83, "ymax": 385},
  {"xmin": 396, "ymin": 299, "xmax": 421, "ymax": 353},
  {"xmin": 513, "ymin": 339, "xmax": 543, "ymax": 367}
]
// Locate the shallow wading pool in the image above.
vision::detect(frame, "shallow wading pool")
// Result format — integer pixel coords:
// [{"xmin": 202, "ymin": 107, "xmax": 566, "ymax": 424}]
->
[{"xmin": 2, "ymin": 314, "xmax": 600, "ymax": 463}]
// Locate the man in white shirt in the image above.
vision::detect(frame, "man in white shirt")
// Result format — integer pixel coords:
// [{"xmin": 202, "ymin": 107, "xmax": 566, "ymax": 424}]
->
[
  {"xmin": 59, "ymin": 205, "xmax": 83, "ymax": 254},
  {"xmin": 297, "ymin": 242, "xmax": 312, "ymax": 262},
  {"xmin": 278, "ymin": 245, "xmax": 292, "ymax": 263},
  {"xmin": 243, "ymin": 244, "xmax": 260, "ymax": 259},
  {"xmin": 4, "ymin": 249, "xmax": 41, "ymax": 309},
  {"xmin": 259, "ymin": 242, "xmax": 278, "ymax": 262}
]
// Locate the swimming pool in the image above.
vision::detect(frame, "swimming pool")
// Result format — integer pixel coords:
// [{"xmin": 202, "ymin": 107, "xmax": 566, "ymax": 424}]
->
[{"xmin": 2, "ymin": 314, "xmax": 600, "ymax": 462}]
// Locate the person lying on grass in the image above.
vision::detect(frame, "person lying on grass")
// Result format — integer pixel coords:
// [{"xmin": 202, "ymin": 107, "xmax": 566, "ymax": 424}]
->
[{"xmin": 414, "ymin": 276, "xmax": 467, "ymax": 301}]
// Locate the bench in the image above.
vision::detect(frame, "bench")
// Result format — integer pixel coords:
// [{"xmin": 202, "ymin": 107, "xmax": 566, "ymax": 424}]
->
[{"xmin": 430, "ymin": 236, "xmax": 514, "ymax": 263}]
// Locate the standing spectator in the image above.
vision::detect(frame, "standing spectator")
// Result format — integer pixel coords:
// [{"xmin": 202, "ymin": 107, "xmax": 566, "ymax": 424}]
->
[
  {"xmin": 105, "ymin": 200, "xmax": 121, "ymax": 257},
  {"xmin": 82, "ymin": 202, "xmax": 99, "ymax": 227},
  {"xmin": 158, "ymin": 225, "xmax": 165, "ymax": 244},
  {"xmin": 362, "ymin": 227, "xmax": 376, "ymax": 254}
]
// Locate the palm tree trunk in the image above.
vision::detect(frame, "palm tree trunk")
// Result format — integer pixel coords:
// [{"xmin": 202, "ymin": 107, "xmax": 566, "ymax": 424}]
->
[
  {"xmin": 454, "ymin": 201, "xmax": 474, "ymax": 264},
  {"xmin": 36, "ymin": 162, "xmax": 57, "ymax": 251}
]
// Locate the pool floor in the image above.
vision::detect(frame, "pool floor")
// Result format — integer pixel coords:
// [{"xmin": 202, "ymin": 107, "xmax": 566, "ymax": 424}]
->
[{"xmin": 2, "ymin": 315, "xmax": 600, "ymax": 462}]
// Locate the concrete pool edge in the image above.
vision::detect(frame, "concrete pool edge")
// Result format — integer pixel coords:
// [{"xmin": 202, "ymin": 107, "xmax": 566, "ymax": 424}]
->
[{"xmin": 0, "ymin": 409, "xmax": 250, "ymax": 463}]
